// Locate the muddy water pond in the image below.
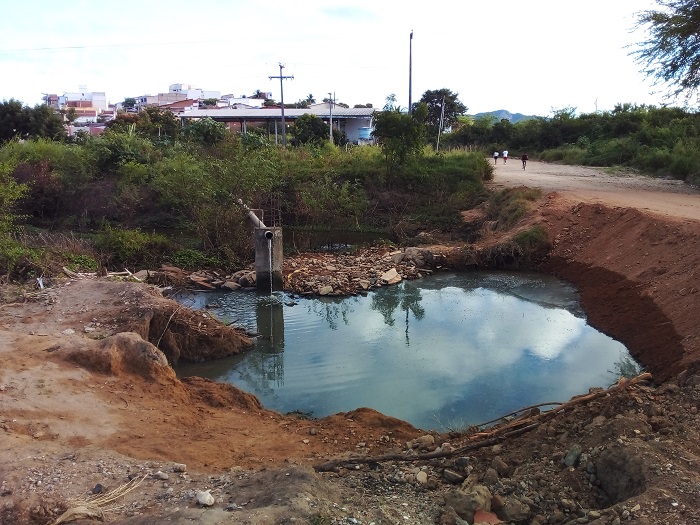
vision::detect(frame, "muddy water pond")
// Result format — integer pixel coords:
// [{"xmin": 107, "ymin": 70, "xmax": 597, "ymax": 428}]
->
[{"xmin": 175, "ymin": 272, "xmax": 640, "ymax": 431}]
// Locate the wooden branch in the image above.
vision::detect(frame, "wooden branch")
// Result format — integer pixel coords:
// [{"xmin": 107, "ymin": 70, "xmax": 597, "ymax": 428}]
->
[
  {"xmin": 62, "ymin": 266, "xmax": 81, "ymax": 279},
  {"xmin": 313, "ymin": 372, "xmax": 652, "ymax": 472}
]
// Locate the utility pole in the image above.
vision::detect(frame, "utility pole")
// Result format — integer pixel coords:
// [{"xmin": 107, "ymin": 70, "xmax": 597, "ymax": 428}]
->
[
  {"xmin": 328, "ymin": 92, "xmax": 333, "ymax": 143},
  {"xmin": 408, "ymin": 30, "xmax": 413, "ymax": 115},
  {"xmin": 269, "ymin": 63, "xmax": 294, "ymax": 146}
]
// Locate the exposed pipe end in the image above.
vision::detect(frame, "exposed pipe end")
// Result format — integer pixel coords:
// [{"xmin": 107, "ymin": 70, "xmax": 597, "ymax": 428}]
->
[{"xmin": 264, "ymin": 230, "xmax": 274, "ymax": 240}]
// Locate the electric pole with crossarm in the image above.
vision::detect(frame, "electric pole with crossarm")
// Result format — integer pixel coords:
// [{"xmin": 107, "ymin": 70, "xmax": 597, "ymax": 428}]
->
[{"xmin": 269, "ymin": 63, "xmax": 294, "ymax": 146}]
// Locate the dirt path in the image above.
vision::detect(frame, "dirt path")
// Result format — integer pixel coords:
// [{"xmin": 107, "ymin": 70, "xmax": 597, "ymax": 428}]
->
[{"xmin": 491, "ymin": 159, "xmax": 700, "ymax": 221}]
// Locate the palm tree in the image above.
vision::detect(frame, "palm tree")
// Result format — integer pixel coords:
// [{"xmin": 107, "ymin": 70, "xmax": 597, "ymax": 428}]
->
[{"xmin": 306, "ymin": 94, "xmax": 316, "ymax": 104}]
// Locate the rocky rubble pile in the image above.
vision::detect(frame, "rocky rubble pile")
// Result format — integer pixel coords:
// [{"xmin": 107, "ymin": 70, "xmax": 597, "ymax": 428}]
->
[
  {"xmin": 143, "ymin": 246, "xmax": 449, "ymax": 296},
  {"xmin": 318, "ymin": 372, "xmax": 700, "ymax": 525},
  {"xmin": 282, "ymin": 246, "xmax": 445, "ymax": 296}
]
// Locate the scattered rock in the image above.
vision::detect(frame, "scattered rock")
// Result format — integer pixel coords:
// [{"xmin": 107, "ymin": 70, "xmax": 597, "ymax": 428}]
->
[{"xmin": 196, "ymin": 489, "xmax": 215, "ymax": 507}]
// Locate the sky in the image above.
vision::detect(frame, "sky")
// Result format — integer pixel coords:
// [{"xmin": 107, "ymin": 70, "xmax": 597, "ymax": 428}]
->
[{"xmin": 0, "ymin": 0, "xmax": 670, "ymax": 117}]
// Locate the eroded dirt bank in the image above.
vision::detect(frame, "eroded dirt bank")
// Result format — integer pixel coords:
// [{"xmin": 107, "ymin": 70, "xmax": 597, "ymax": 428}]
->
[{"xmin": 2, "ymin": 179, "xmax": 700, "ymax": 523}]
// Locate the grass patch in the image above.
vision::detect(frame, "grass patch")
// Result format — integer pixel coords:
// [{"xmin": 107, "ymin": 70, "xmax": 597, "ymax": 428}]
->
[
  {"xmin": 513, "ymin": 225, "xmax": 548, "ymax": 249},
  {"xmin": 487, "ymin": 187, "xmax": 542, "ymax": 229}
]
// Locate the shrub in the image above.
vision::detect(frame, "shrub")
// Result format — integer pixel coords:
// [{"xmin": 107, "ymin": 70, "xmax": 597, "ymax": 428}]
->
[
  {"xmin": 167, "ymin": 248, "xmax": 223, "ymax": 270},
  {"xmin": 86, "ymin": 130, "xmax": 157, "ymax": 172},
  {"xmin": 64, "ymin": 253, "xmax": 99, "ymax": 272},
  {"xmin": 539, "ymin": 146, "xmax": 587, "ymax": 165},
  {"xmin": 488, "ymin": 187, "xmax": 542, "ymax": 229},
  {"xmin": 95, "ymin": 226, "xmax": 171, "ymax": 269},
  {"xmin": 513, "ymin": 225, "xmax": 549, "ymax": 249}
]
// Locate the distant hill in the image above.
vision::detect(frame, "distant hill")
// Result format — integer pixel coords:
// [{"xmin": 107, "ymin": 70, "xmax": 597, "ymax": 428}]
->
[{"xmin": 472, "ymin": 109, "xmax": 540, "ymax": 123}]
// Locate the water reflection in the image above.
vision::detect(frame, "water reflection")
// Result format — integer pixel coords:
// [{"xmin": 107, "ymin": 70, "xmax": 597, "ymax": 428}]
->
[
  {"xmin": 175, "ymin": 272, "xmax": 640, "ymax": 430},
  {"xmin": 371, "ymin": 283, "xmax": 425, "ymax": 345}
]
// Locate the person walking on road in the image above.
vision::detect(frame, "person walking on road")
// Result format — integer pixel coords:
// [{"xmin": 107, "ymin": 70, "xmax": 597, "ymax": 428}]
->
[
  {"xmin": 493, "ymin": 151, "xmax": 499, "ymax": 164},
  {"xmin": 502, "ymin": 150, "xmax": 508, "ymax": 164},
  {"xmin": 521, "ymin": 153, "xmax": 529, "ymax": 170}
]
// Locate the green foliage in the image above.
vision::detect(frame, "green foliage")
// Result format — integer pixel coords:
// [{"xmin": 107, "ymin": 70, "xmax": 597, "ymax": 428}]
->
[
  {"xmin": 64, "ymin": 253, "xmax": 98, "ymax": 272},
  {"xmin": 445, "ymin": 103, "xmax": 700, "ymax": 184},
  {"xmin": 107, "ymin": 107, "xmax": 181, "ymax": 142},
  {"xmin": 488, "ymin": 187, "xmax": 542, "ymax": 229},
  {"xmin": 95, "ymin": 226, "xmax": 171, "ymax": 268},
  {"xmin": 0, "ymin": 243, "xmax": 44, "ymax": 279},
  {"xmin": 0, "ymin": 161, "xmax": 28, "ymax": 242},
  {"xmin": 416, "ymin": 88, "xmax": 467, "ymax": 142},
  {"xmin": 183, "ymin": 117, "xmax": 228, "ymax": 145},
  {"xmin": 609, "ymin": 354, "xmax": 644, "ymax": 380},
  {"xmin": 291, "ymin": 114, "xmax": 330, "ymax": 146},
  {"xmin": 632, "ymin": 0, "xmax": 700, "ymax": 101},
  {"xmin": 241, "ymin": 128, "xmax": 272, "ymax": 150},
  {"xmin": 0, "ymin": 139, "xmax": 96, "ymax": 223},
  {"xmin": 372, "ymin": 104, "xmax": 428, "ymax": 181},
  {"xmin": 669, "ymin": 141, "xmax": 700, "ymax": 182},
  {"xmin": 167, "ymin": 248, "xmax": 223, "ymax": 270},
  {"xmin": 0, "ymin": 99, "xmax": 66, "ymax": 142},
  {"xmin": 86, "ymin": 129, "xmax": 157, "ymax": 172},
  {"xmin": 539, "ymin": 145, "xmax": 587, "ymax": 165},
  {"xmin": 295, "ymin": 174, "xmax": 369, "ymax": 230},
  {"xmin": 513, "ymin": 225, "xmax": 549, "ymax": 249},
  {"xmin": 0, "ymin": 126, "xmax": 490, "ymax": 276},
  {"xmin": 0, "ymin": 138, "xmax": 95, "ymax": 184}
]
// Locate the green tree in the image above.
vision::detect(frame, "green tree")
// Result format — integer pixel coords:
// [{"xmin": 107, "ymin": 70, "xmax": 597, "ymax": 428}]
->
[
  {"xmin": 0, "ymin": 99, "xmax": 65, "ymax": 142},
  {"xmin": 63, "ymin": 107, "xmax": 78, "ymax": 125},
  {"xmin": 87, "ymin": 128, "xmax": 156, "ymax": 172},
  {"xmin": 632, "ymin": 0, "xmax": 700, "ymax": 101},
  {"xmin": 122, "ymin": 98, "xmax": 137, "ymax": 110},
  {"xmin": 183, "ymin": 117, "xmax": 228, "ymax": 145},
  {"xmin": 291, "ymin": 114, "xmax": 329, "ymax": 146},
  {"xmin": 415, "ymin": 88, "xmax": 467, "ymax": 143},
  {"xmin": 492, "ymin": 118, "xmax": 514, "ymax": 145},
  {"xmin": 372, "ymin": 103, "xmax": 428, "ymax": 182},
  {"xmin": 383, "ymin": 94, "xmax": 400, "ymax": 112},
  {"xmin": 107, "ymin": 107, "xmax": 180, "ymax": 141},
  {"xmin": 140, "ymin": 106, "xmax": 181, "ymax": 140}
]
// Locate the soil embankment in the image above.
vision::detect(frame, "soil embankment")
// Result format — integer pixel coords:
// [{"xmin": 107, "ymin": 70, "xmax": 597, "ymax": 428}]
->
[
  {"xmin": 1, "ymin": 161, "xmax": 700, "ymax": 524},
  {"xmin": 491, "ymin": 160, "xmax": 700, "ymax": 379}
]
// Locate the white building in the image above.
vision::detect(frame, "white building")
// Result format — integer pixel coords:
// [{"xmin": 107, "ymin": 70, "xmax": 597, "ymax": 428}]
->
[
  {"xmin": 168, "ymin": 83, "xmax": 220, "ymax": 101},
  {"xmin": 58, "ymin": 88, "xmax": 107, "ymax": 111}
]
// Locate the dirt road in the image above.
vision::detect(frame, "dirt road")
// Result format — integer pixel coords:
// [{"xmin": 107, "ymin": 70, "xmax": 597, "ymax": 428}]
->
[{"xmin": 492, "ymin": 159, "xmax": 700, "ymax": 221}]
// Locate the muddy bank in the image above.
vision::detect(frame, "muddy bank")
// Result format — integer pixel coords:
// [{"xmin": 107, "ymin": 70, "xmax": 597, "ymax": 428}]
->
[{"xmin": 537, "ymin": 201, "xmax": 700, "ymax": 381}]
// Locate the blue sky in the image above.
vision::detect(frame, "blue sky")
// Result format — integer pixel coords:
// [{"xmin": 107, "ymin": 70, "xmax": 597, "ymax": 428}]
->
[{"xmin": 1, "ymin": 0, "xmax": 669, "ymax": 116}]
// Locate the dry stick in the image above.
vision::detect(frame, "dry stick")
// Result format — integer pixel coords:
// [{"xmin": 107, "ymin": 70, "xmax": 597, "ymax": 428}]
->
[
  {"xmin": 473, "ymin": 401, "xmax": 564, "ymax": 429},
  {"xmin": 156, "ymin": 306, "xmax": 182, "ymax": 347},
  {"xmin": 313, "ymin": 372, "xmax": 652, "ymax": 472},
  {"xmin": 0, "ymin": 302, "xmax": 22, "ymax": 309}
]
